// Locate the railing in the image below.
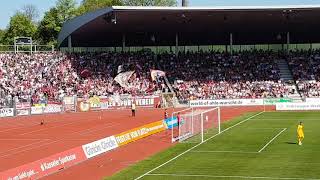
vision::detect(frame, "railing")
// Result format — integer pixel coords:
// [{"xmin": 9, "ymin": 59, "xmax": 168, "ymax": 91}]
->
[
  {"xmin": 0, "ymin": 95, "xmax": 161, "ymax": 118},
  {"xmin": 0, "ymin": 95, "xmax": 302, "ymax": 119},
  {"xmin": 59, "ymin": 43, "xmax": 320, "ymax": 54},
  {"xmin": 0, "ymin": 45, "xmax": 55, "ymax": 53}
]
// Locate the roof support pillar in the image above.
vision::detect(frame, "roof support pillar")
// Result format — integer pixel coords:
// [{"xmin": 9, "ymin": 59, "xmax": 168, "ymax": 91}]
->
[
  {"xmin": 230, "ymin": 33, "xmax": 233, "ymax": 55},
  {"xmin": 175, "ymin": 33, "xmax": 179, "ymax": 57},
  {"xmin": 286, "ymin": 32, "xmax": 290, "ymax": 53},
  {"xmin": 68, "ymin": 35, "xmax": 72, "ymax": 52},
  {"xmin": 122, "ymin": 34, "xmax": 126, "ymax": 52}
]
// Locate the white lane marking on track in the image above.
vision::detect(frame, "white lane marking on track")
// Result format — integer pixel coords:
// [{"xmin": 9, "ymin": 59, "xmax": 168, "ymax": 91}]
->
[
  {"xmin": 78, "ymin": 123, "xmax": 118, "ymax": 136},
  {"xmin": 18, "ymin": 120, "xmax": 90, "ymax": 135},
  {"xmin": 0, "ymin": 139, "xmax": 50, "ymax": 155},
  {"xmin": 0, "ymin": 138, "xmax": 50, "ymax": 140},
  {"xmin": 0, "ymin": 122, "xmax": 118, "ymax": 158}
]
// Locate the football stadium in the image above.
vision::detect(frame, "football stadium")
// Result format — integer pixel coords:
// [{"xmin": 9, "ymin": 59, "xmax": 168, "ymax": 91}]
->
[{"xmin": 0, "ymin": 0, "xmax": 320, "ymax": 179}]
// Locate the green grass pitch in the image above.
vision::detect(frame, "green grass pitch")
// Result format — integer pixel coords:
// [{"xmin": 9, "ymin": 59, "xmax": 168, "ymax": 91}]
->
[{"xmin": 107, "ymin": 111, "xmax": 320, "ymax": 180}]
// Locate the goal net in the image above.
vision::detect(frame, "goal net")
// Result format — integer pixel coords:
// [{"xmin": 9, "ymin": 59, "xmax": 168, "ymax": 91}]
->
[{"xmin": 171, "ymin": 107, "xmax": 220, "ymax": 143}]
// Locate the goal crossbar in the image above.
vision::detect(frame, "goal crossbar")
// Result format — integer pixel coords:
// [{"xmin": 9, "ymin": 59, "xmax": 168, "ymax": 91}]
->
[{"xmin": 172, "ymin": 107, "xmax": 220, "ymax": 143}]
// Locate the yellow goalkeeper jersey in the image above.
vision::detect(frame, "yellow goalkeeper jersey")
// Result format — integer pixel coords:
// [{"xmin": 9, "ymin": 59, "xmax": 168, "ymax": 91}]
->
[{"xmin": 297, "ymin": 124, "xmax": 304, "ymax": 138}]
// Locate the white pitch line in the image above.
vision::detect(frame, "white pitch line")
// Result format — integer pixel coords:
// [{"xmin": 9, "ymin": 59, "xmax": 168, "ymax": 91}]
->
[
  {"xmin": 250, "ymin": 119, "xmax": 317, "ymax": 121},
  {"xmin": 258, "ymin": 128, "xmax": 287, "ymax": 153},
  {"xmin": 247, "ymin": 128, "xmax": 288, "ymax": 130},
  {"xmin": 134, "ymin": 111, "xmax": 264, "ymax": 180},
  {"xmin": 190, "ymin": 150, "xmax": 259, "ymax": 154},
  {"xmin": 147, "ymin": 173, "xmax": 320, "ymax": 180}
]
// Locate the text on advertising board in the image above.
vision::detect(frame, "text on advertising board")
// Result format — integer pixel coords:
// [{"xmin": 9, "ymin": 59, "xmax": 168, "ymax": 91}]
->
[{"xmin": 115, "ymin": 120, "xmax": 166, "ymax": 146}]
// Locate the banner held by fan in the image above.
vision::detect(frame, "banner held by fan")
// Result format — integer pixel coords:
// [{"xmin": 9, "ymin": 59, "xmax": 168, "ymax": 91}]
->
[
  {"xmin": 114, "ymin": 71, "xmax": 135, "ymax": 88},
  {"xmin": 150, "ymin": 70, "xmax": 166, "ymax": 81}
]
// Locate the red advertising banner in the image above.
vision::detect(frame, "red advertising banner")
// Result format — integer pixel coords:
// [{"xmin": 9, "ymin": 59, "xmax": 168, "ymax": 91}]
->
[
  {"xmin": 77, "ymin": 95, "xmax": 160, "ymax": 112},
  {"xmin": 1, "ymin": 146, "xmax": 87, "ymax": 180}
]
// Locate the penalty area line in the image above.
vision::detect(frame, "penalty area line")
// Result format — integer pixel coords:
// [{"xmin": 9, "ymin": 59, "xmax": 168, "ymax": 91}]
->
[
  {"xmin": 134, "ymin": 111, "xmax": 265, "ymax": 180},
  {"xmin": 147, "ymin": 173, "xmax": 320, "ymax": 180},
  {"xmin": 258, "ymin": 128, "xmax": 287, "ymax": 153},
  {"xmin": 190, "ymin": 150, "xmax": 259, "ymax": 154}
]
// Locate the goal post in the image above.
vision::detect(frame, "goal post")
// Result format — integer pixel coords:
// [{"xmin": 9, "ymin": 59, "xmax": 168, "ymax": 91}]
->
[
  {"xmin": 200, "ymin": 107, "xmax": 221, "ymax": 143},
  {"xmin": 171, "ymin": 107, "xmax": 193, "ymax": 142},
  {"xmin": 171, "ymin": 107, "xmax": 220, "ymax": 143}
]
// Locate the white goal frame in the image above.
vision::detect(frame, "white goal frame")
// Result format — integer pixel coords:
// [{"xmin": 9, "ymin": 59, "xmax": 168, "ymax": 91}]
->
[
  {"xmin": 171, "ymin": 107, "xmax": 193, "ymax": 143},
  {"xmin": 171, "ymin": 107, "xmax": 221, "ymax": 143}
]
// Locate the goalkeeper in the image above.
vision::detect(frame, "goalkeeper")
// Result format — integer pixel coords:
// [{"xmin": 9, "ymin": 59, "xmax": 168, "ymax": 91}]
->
[{"xmin": 297, "ymin": 122, "xmax": 304, "ymax": 146}]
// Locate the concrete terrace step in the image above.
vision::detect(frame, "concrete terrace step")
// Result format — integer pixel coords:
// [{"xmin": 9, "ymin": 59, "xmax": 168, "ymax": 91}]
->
[{"xmin": 277, "ymin": 59, "xmax": 294, "ymax": 82}]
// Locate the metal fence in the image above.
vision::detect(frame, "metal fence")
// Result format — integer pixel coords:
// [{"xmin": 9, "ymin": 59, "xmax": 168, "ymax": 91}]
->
[
  {"xmin": 60, "ymin": 43, "xmax": 320, "ymax": 54},
  {"xmin": 0, "ymin": 95, "xmax": 160, "ymax": 118}
]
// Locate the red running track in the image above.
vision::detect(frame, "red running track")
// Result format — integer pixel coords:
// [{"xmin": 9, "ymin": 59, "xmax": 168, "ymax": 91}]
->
[{"xmin": 0, "ymin": 108, "xmax": 173, "ymax": 172}]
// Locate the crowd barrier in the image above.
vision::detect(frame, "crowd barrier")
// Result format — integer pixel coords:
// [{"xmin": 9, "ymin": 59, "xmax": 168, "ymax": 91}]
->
[
  {"xmin": 0, "ymin": 97, "xmax": 294, "ymax": 118},
  {"xmin": 0, "ymin": 95, "xmax": 161, "ymax": 119}
]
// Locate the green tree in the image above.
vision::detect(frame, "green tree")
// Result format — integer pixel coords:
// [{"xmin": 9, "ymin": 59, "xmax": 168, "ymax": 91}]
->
[
  {"xmin": 37, "ymin": 0, "xmax": 78, "ymax": 45},
  {"xmin": 122, "ymin": 0, "xmax": 177, "ymax": 6},
  {"xmin": 56, "ymin": 0, "xmax": 77, "ymax": 22},
  {"xmin": 78, "ymin": 0, "xmax": 123, "ymax": 15},
  {"xmin": 37, "ymin": 8, "xmax": 61, "ymax": 45},
  {"xmin": 0, "ymin": 29, "xmax": 5, "ymax": 44},
  {"xmin": 4, "ymin": 12, "xmax": 37, "ymax": 44}
]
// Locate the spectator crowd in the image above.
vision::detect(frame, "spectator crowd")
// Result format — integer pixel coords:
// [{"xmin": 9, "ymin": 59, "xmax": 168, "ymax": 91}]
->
[
  {"xmin": 1, "ymin": 49, "xmax": 320, "ymax": 105},
  {"xmin": 159, "ymin": 51, "xmax": 290, "ymax": 100},
  {"xmin": 0, "ymin": 51, "xmax": 162, "ymax": 105},
  {"xmin": 287, "ymin": 50, "xmax": 320, "ymax": 97}
]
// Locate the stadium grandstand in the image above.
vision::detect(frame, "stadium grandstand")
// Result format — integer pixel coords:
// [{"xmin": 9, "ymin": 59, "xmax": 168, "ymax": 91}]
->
[
  {"xmin": 2, "ymin": 5, "xmax": 320, "ymax": 108},
  {"xmin": 2, "ymin": 3, "xmax": 320, "ymax": 180}
]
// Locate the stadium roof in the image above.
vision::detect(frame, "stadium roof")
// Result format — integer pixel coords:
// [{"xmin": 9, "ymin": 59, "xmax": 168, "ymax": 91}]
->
[{"xmin": 58, "ymin": 5, "xmax": 320, "ymax": 47}]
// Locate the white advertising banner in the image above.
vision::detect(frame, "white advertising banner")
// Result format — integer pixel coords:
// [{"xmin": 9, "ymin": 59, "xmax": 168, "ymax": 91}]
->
[
  {"xmin": 276, "ymin": 103, "xmax": 320, "ymax": 111},
  {"xmin": 43, "ymin": 104, "xmax": 62, "ymax": 114},
  {"xmin": 189, "ymin": 99, "xmax": 264, "ymax": 107},
  {"xmin": 0, "ymin": 108, "xmax": 14, "ymax": 117},
  {"xmin": 16, "ymin": 109, "xmax": 30, "ymax": 116},
  {"xmin": 305, "ymin": 98, "xmax": 320, "ymax": 103},
  {"xmin": 82, "ymin": 136, "xmax": 118, "ymax": 159},
  {"xmin": 31, "ymin": 107, "xmax": 44, "ymax": 115}
]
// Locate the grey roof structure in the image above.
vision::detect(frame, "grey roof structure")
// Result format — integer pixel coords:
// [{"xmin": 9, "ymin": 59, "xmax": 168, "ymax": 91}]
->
[{"xmin": 58, "ymin": 5, "xmax": 320, "ymax": 47}]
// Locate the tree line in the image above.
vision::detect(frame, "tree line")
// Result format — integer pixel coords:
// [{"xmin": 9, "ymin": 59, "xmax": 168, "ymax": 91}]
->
[{"xmin": 0, "ymin": 0, "xmax": 177, "ymax": 47}]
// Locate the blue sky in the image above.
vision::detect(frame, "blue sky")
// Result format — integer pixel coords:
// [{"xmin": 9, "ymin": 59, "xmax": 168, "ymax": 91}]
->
[{"xmin": 1, "ymin": 0, "xmax": 320, "ymax": 29}]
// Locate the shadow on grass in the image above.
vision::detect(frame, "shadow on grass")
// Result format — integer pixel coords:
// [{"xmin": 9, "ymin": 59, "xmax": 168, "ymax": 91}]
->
[{"xmin": 285, "ymin": 142, "xmax": 297, "ymax": 145}]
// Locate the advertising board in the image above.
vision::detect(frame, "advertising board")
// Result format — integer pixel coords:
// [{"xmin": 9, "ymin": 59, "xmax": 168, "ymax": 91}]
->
[{"xmin": 115, "ymin": 120, "xmax": 166, "ymax": 146}]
